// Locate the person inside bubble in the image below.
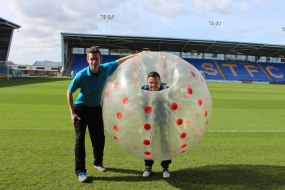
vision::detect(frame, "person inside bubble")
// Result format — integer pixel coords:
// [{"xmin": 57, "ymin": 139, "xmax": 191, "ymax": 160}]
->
[{"xmin": 141, "ymin": 71, "xmax": 172, "ymax": 178}]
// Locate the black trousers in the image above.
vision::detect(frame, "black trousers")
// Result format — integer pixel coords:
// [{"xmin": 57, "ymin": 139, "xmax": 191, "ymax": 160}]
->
[
  {"xmin": 144, "ymin": 159, "xmax": 172, "ymax": 169},
  {"xmin": 73, "ymin": 104, "xmax": 105, "ymax": 175}
]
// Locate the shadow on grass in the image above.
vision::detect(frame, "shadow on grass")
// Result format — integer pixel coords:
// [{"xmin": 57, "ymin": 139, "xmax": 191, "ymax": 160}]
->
[
  {"xmin": 0, "ymin": 77, "xmax": 71, "ymax": 88},
  {"xmin": 91, "ymin": 165, "xmax": 285, "ymax": 189},
  {"xmin": 107, "ymin": 167, "xmax": 141, "ymax": 175}
]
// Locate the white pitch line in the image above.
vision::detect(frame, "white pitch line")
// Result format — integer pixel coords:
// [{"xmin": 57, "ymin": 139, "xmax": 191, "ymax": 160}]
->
[
  {"xmin": 207, "ymin": 130, "xmax": 285, "ymax": 133},
  {"xmin": 0, "ymin": 128, "xmax": 285, "ymax": 132},
  {"xmin": 0, "ymin": 128, "xmax": 73, "ymax": 131}
]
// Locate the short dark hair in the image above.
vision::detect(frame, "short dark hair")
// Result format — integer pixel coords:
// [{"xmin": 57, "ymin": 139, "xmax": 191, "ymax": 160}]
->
[
  {"xmin": 87, "ymin": 46, "xmax": 101, "ymax": 57},
  {"xmin": 147, "ymin": 71, "xmax": 161, "ymax": 79}
]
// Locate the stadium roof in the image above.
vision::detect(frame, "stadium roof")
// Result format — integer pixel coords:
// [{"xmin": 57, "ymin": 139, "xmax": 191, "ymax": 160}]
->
[
  {"xmin": 33, "ymin": 60, "xmax": 62, "ymax": 67},
  {"xmin": 0, "ymin": 17, "xmax": 20, "ymax": 30},
  {"xmin": 62, "ymin": 33, "xmax": 285, "ymax": 58},
  {"xmin": 0, "ymin": 17, "xmax": 20, "ymax": 62}
]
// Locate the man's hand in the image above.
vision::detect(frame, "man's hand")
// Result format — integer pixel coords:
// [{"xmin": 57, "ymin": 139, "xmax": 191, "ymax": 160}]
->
[{"xmin": 71, "ymin": 113, "xmax": 81, "ymax": 125}]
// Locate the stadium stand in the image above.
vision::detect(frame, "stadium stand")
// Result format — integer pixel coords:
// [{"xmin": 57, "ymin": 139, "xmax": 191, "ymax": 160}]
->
[
  {"xmin": 68, "ymin": 54, "xmax": 121, "ymax": 76},
  {"xmin": 0, "ymin": 63, "xmax": 8, "ymax": 74},
  {"xmin": 185, "ymin": 58, "xmax": 224, "ymax": 80},
  {"xmin": 259, "ymin": 63, "xmax": 285, "ymax": 83},
  {"xmin": 67, "ymin": 53, "xmax": 285, "ymax": 83},
  {"xmin": 217, "ymin": 61, "xmax": 271, "ymax": 82},
  {"xmin": 61, "ymin": 34, "xmax": 285, "ymax": 83},
  {"xmin": 69, "ymin": 54, "xmax": 87, "ymax": 75},
  {"xmin": 0, "ymin": 17, "xmax": 20, "ymax": 78}
]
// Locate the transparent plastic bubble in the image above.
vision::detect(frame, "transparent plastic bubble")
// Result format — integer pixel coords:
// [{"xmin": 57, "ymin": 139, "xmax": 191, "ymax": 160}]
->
[{"xmin": 102, "ymin": 52, "xmax": 212, "ymax": 160}]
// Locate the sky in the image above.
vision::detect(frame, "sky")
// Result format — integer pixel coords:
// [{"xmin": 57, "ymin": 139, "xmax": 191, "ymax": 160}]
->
[{"xmin": 1, "ymin": 0, "xmax": 285, "ymax": 65}]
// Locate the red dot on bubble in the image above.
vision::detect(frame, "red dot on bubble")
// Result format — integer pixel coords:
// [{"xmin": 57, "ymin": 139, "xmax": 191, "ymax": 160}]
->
[
  {"xmin": 123, "ymin": 97, "xmax": 129, "ymax": 104},
  {"xmin": 205, "ymin": 110, "xmax": 208, "ymax": 117},
  {"xmin": 105, "ymin": 91, "xmax": 109, "ymax": 97},
  {"xmin": 144, "ymin": 106, "xmax": 152, "ymax": 114},
  {"xmin": 170, "ymin": 103, "xmax": 178, "ymax": 110},
  {"xmin": 198, "ymin": 99, "xmax": 203, "ymax": 106},
  {"xmin": 114, "ymin": 125, "xmax": 119, "ymax": 132},
  {"xmin": 180, "ymin": 132, "xmax": 187, "ymax": 139},
  {"xmin": 114, "ymin": 136, "xmax": 118, "ymax": 142},
  {"xmin": 131, "ymin": 68, "xmax": 137, "ymax": 73},
  {"xmin": 181, "ymin": 144, "xmax": 187, "ymax": 149},
  {"xmin": 144, "ymin": 151, "xmax": 151, "ymax": 155},
  {"xmin": 176, "ymin": 118, "xmax": 183, "ymax": 125},
  {"xmin": 144, "ymin": 123, "xmax": 151, "ymax": 130},
  {"xmin": 187, "ymin": 87, "xmax": 193, "ymax": 94},
  {"xmin": 114, "ymin": 81, "xmax": 118, "ymax": 88},
  {"xmin": 143, "ymin": 140, "xmax": 150, "ymax": 145},
  {"xmin": 117, "ymin": 112, "xmax": 122, "ymax": 119}
]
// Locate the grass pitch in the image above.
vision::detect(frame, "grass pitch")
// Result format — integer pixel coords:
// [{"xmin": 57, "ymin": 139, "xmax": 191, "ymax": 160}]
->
[{"xmin": 0, "ymin": 78, "xmax": 284, "ymax": 190}]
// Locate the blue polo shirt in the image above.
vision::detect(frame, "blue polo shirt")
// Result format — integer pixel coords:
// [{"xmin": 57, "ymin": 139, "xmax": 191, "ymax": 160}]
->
[{"xmin": 68, "ymin": 61, "xmax": 118, "ymax": 107}]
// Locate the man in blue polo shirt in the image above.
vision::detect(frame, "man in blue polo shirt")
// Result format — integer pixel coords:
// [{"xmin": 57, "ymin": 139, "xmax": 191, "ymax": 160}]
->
[{"xmin": 67, "ymin": 46, "xmax": 144, "ymax": 182}]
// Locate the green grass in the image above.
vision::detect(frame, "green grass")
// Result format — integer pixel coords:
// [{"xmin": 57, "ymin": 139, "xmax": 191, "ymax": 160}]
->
[{"xmin": 0, "ymin": 78, "xmax": 285, "ymax": 190}]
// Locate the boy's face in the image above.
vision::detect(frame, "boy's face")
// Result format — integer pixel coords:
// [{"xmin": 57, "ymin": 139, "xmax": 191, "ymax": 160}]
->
[
  {"xmin": 87, "ymin": 53, "xmax": 101, "ymax": 74},
  {"xmin": 147, "ymin": 76, "xmax": 161, "ymax": 91}
]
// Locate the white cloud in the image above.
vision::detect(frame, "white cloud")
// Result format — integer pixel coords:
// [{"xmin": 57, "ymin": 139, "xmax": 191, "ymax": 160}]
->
[
  {"xmin": 144, "ymin": 0, "xmax": 188, "ymax": 16},
  {"xmin": 5, "ymin": 0, "xmax": 124, "ymax": 64},
  {"xmin": 194, "ymin": 0, "xmax": 248, "ymax": 14}
]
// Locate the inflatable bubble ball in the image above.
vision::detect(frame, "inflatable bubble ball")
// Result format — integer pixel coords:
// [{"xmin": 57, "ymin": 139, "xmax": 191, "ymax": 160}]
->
[{"xmin": 102, "ymin": 52, "xmax": 212, "ymax": 160}]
